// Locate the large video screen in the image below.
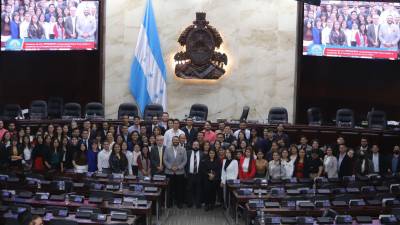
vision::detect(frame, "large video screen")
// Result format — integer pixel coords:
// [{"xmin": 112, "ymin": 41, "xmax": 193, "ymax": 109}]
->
[
  {"xmin": 303, "ymin": 1, "xmax": 400, "ymax": 60},
  {"xmin": 1, "ymin": 0, "xmax": 99, "ymax": 51}
]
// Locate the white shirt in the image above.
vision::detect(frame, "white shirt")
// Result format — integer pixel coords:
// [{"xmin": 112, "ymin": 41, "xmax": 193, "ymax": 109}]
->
[
  {"xmin": 189, "ymin": 150, "xmax": 200, "ymax": 174},
  {"xmin": 321, "ymin": 27, "xmax": 332, "ymax": 45},
  {"xmin": 20, "ymin": 21, "xmax": 30, "ymax": 38},
  {"xmin": 125, "ymin": 151, "xmax": 133, "ymax": 175},
  {"xmin": 163, "ymin": 128, "xmax": 185, "ymax": 147},
  {"xmin": 173, "ymin": 147, "xmax": 178, "ymax": 158},
  {"xmin": 221, "ymin": 159, "xmax": 239, "ymax": 184},
  {"xmin": 281, "ymin": 159, "xmax": 294, "ymax": 179},
  {"xmin": 233, "ymin": 129, "xmax": 251, "ymax": 140},
  {"xmin": 242, "ymin": 157, "xmax": 250, "ymax": 173},
  {"xmin": 268, "ymin": 160, "xmax": 285, "ymax": 180},
  {"xmin": 132, "ymin": 151, "xmax": 141, "ymax": 166},
  {"xmin": 372, "ymin": 153, "xmax": 379, "ymax": 173},
  {"xmin": 23, "ymin": 147, "xmax": 31, "ymax": 161},
  {"xmin": 97, "ymin": 149, "xmax": 111, "ymax": 172}
]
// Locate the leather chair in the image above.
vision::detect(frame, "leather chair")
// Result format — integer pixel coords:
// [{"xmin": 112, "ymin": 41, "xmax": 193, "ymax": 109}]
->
[
  {"xmin": 143, "ymin": 104, "xmax": 163, "ymax": 121},
  {"xmin": 62, "ymin": 103, "xmax": 81, "ymax": 119},
  {"xmin": 307, "ymin": 107, "xmax": 322, "ymax": 126},
  {"xmin": 268, "ymin": 107, "xmax": 288, "ymax": 124},
  {"xmin": 2, "ymin": 104, "xmax": 22, "ymax": 120},
  {"xmin": 85, "ymin": 102, "xmax": 104, "ymax": 118},
  {"xmin": 367, "ymin": 110, "xmax": 387, "ymax": 129},
  {"xmin": 29, "ymin": 100, "xmax": 47, "ymax": 119},
  {"xmin": 118, "ymin": 103, "xmax": 139, "ymax": 119},
  {"xmin": 336, "ymin": 108, "xmax": 354, "ymax": 128},
  {"xmin": 48, "ymin": 97, "xmax": 63, "ymax": 119},
  {"xmin": 240, "ymin": 106, "xmax": 250, "ymax": 121},
  {"xmin": 189, "ymin": 104, "xmax": 208, "ymax": 121}
]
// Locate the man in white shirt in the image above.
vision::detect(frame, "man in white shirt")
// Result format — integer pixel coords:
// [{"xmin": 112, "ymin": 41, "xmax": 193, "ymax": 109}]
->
[
  {"xmin": 19, "ymin": 12, "xmax": 31, "ymax": 39},
  {"xmin": 97, "ymin": 141, "xmax": 111, "ymax": 173},
  {"xmin": 163, "ymin": 119, "xmax": 184, "ymax": 147},
  {"xmin": 185, "ymin": 141, "xmax": 204, "ymax": 208},
  {"xmin": 321, "ymin": 18, "xmax": 333, "ymax": 45},
  {"xmin": 233, "ymin": 121, "xmax": 251, "ymax": 140},
  {"xmin": 369, "ymin": 144, "xmax": 387, "ymax": 174}
]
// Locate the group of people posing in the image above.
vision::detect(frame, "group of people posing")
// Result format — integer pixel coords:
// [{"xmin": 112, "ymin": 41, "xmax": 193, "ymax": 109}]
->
[{"xmin": 0, "ymin": 113, "xmax": 399, "ymax": 210}]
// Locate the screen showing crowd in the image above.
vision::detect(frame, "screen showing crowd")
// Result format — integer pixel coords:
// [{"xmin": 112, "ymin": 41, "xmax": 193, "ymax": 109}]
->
[
  {"xmin": 303, "ymin": 1, "xmax": 400, "ymax": 60},
  {"xmin": 0, "ymin": 0, "xmax": 99, "ymax": 51}
]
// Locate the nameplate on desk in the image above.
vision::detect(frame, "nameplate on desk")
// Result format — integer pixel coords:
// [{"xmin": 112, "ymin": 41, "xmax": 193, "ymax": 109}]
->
[
  {"xmin": 317, "ymin": 189, "xmax": 331, "ymax": 194},
  {"xmin": 379, "ymin": 214, "xmax": 398, "ymax": 224},
  {"xmin": 91, "ymin": 213, "xmax": 107, "ymax": 222},
  {"xmin": 315, "ymin": 200, "xmax": 331, "ymax": 208},
  {"xmin": 129, "ymin": 184, "xmax": 144, "ymax": 192},
  {"xmin": 253, "ymin": 189, "xmax": 267, "ymax": 195},
  {"xmin": 248, "ymin": 199, "xmax": 264, "ymax": 208},
  {"xmin": 349, "ymin": 199, "xmax": 366, "ymax": 207},
  {"xmin": 144, "ymin": 187, "xmax": 158, "ymax": 192},
  {"xmin": 226, "ymin": 179, "xmax": 240, "ymax": 185},
  {"xmin": 264, "ymin": 201, "xmax": 280, "ymax": 208},
  {"xmin": 111, "ymin": 197, "xmax": 122, "ymax": 204},
  {"xmin": 123, "ymin": 196, "xmax": 138, "ymax": 203},
  {"xmin": 2, "ymin": 190, "xmax": 15, "ymax": 198},
  {"xmin": 70, "ymin": 195, "xmax": 84, "ymax": 203},
  {"xmin": 152, "ymin": 175, "xmax": 166, "ymax": 181},
  {"xmin": 35, "ymin": 192, "xmax": 49, "ymax": 200},
  {"xmin": 335, "ymin": 215, "xmax": 353, "ymax": 224},
  {"xmin": 346, "ymin": 187, "xmax": 360, "ymax": 193},
  {"xmin": 112, "ymin": 173, "xmax": 124, "ymax": 179},
  {"xmin": 106, "ymin": 184, "xmax": 120, "ymax": 191},
  {"xmin": 0, "ymin": 174, "xmax": 9, "ymax": 181},
  {"xmin": 88, "ymin": 197, "xmax": 103, "ymax": 203},
  {"xmin": 125, "ymin": 175, "xmax": 136, "ymax": 180},
  {"xmin": 237, "ymin": 188, "xmax": 253, "ymax": 195},
  {"xmin": 95, "ymin": 173, "xmax": 109, "ymax": 178}
]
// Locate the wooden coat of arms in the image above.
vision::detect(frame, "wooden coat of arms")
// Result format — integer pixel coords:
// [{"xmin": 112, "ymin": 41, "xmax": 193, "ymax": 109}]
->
[{"xmin": 174, "ymin": 12, "xmax": 228, "ymax": 79}]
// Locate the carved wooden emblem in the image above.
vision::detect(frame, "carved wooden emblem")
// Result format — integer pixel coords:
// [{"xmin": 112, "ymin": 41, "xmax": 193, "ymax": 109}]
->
[{"xmin": 174, "ymin": 12, "xmax": 228, "ymax": 79}]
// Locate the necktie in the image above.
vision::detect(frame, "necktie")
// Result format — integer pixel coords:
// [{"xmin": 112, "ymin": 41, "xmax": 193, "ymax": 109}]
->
[
  {"xmin": 194, "ymin": 152, "xmax": 197, "ymax": 174},
  {"xmin": 159, "ymin": 147, "xmax": 163, "ymax": 167}
]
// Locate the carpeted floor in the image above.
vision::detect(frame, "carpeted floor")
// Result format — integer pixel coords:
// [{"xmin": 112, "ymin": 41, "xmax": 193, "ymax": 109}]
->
[{"xmin": 158, "ymin": 207, "xmax": 233, "ymax": 225}]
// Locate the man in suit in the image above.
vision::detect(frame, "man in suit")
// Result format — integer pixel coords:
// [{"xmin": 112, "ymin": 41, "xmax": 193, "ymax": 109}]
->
[
  {"xmin": 337, "ymin": 144, "xmax": 353, "ymax": 178},
  {"xmin": 79, "ymin": 130, "xmax": 91, "ymax": 150},
  {"xmin": 150, "ymin": 135, "xmax": 165, "ymax": 175},
  {"xmin": 181, "ymin": 117, "xmax": 198, "ymax": 147},
  {"xmin": 222, "ymin": 125, "xmax": 235, "ymax": 144},
  {"xmin": 185, "ymin": 140, "xmax": 204, "ymax": 208},
  {"xmin": 355, "ymin": 137, "xmax": 370, "ymax": 158},
  {"xmin": 367, "ymin": 14, "xmax": 380, "ymax": 47},
  {"xmin": 163, "ymin": 136, "xmax": 187, "ymax": 208},
  {"xmin": 76, "ymin": 7, "xmax": 97, "ymax": 40},
  {"xmin": 146, "ymin": 116, "xmax": 165, "ymax": 137},
  {"xmin": 65, "ymin": 6, "xmax": 78, "ymax": 39},
  {"xmin": 389, "ymin": 145, "xmax": 400, "ymax": 175},
  {"xmin": 368, "ymin": 144, "xmax": 388, "ymax": 175}
]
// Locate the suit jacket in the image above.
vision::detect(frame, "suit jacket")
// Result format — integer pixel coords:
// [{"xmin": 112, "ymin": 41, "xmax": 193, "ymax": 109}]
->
[
  {"xmin": 163, "ymin": 145, "xmax": 187, "ymax": 175},
  {"xmin": 367, "ymin": 153, "xmax": 388, "ymax": 174},
  {"xmin": 185, "ymin": 150, "xmax": 205, "ymax": 175},
  {"xmin": 181, "ymin": 126, "xmax": 198, "ymax": 147},
  {"xmin": 367, "ymin": 24, "xmax": 380, "ymax": 47},
  {"xmin": 150, "ymin": 145, "xmax": 165, "ymax": 175},
  {"xmin": 337, "ymin": 154, "xmax": 353, "ymax": 178},
  {"xmin": 64, "ymin": 16, "xmax": 77, "ymax": 38},
  {"xmin": 238, "ymin": 156, "xmax": 256, "ymax": 180}
]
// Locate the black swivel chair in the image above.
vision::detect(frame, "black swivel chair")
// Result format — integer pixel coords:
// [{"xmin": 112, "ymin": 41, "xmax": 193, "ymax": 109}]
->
[
  {"xmin": 268, "ymin": 107, "xmax": 288, "ymax": 124},
  {"xmin": 367, "ymin": 110, "xmax": 387, "ymax": 129},
  {"xmin": 307, "ymin": 107, "xmax": 322, "ymax": 126},
  {"xmin": 62, "ymin": 103, "xmax": 81, "ymax": 119},
  {"xmin": 2, "ymin": 104, "xmax": 22, "ymax": 120},
  {"xmin": 336, "ymin": 108, "xmax": 354, "ymax": 128},
  {"xmin": 118, "ymin": 103, "xmax": 139, "ymax": 119},
  {"xmin": 47, "ymin": 97, "xmax": 63, "ymax": 119},
  {"xmin": 189, "ymin": 104, "xmax": 208, "ymax": 121},
  {"xmin": 239, "ymin": 106, "xmax": 250, "ymax": 121},
  {"xmin": 85, "ymin": 102, "xmax": 104, "ymax": 118},
  {"xmin": 29, "ymin": 100, "xmax": 47, "ymax": 119},
  {"xmin": 143, "ymin": 104, "xmax": 163, "ymax": 121}
]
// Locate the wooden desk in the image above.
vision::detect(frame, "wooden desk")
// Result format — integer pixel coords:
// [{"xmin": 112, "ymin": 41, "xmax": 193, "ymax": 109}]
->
[
  {"xmin": 1, "ymin": 212, "xmax": 137, "ymax": 225},
  {"xmin": 2, "ymin": 197, "xmax": 152, "ymax": 225}
]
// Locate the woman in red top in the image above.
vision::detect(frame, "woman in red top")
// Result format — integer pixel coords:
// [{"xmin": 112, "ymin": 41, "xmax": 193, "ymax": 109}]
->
[
  {"xmin": 238, "ymin": 146, "xmax": 256, "ymax": 180},
  {"xmin": 293, "ymin": 148, "xmax": 309, "ymax": 178}
]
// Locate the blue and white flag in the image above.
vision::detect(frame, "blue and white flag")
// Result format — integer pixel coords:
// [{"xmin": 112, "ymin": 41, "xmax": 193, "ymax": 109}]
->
[{"xmin": 130, "ymin": 0, "xmax": 167, "ymax": 114}]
